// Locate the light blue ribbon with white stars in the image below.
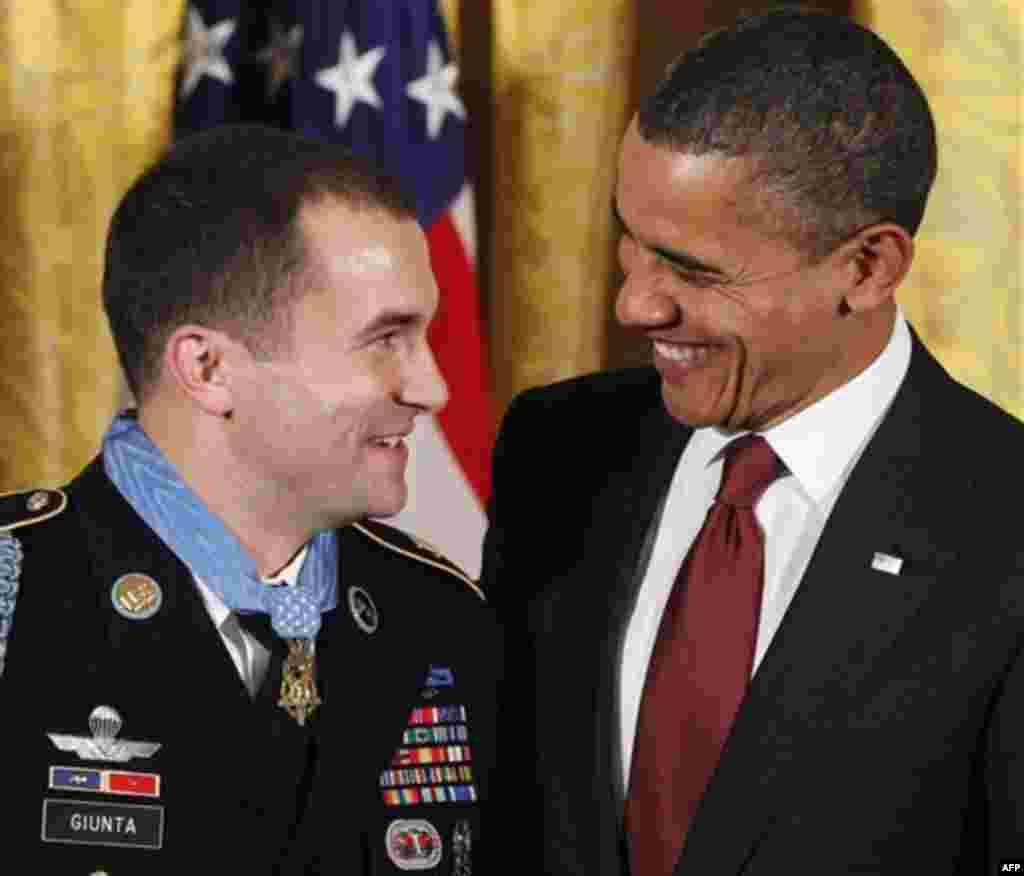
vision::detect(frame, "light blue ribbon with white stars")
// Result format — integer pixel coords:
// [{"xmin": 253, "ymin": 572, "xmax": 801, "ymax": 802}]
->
[{"xmin": 102, "ymin": 412, "xmax": 337, "ymax": 639}]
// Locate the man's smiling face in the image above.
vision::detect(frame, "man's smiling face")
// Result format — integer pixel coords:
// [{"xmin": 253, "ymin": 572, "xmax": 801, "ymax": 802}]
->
[{"xmin": 614, "ymin": 120, "xmax": 874, "ymax": 432}]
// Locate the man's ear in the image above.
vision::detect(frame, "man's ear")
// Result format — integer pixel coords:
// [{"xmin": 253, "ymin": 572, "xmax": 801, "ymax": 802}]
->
[
  {"xmin": 839, "ymin": 223, "xmax": 914, "ymax": 314},
  {"xmin": 162, "ymin": 325, "xmax": 236, "ymax": 418}
]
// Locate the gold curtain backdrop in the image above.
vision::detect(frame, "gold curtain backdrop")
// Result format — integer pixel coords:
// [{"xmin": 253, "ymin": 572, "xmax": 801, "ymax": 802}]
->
[
  {"xmin": 487, "ymin": 0, "xmax": 636, "ymax": 413},
  {"xmin": 852, "ymin": 0, "xmax": 1023, "ymax": 419},
  {"xmin": 0, "ymin": 0, "xmax": 182, "ymax": 492}
]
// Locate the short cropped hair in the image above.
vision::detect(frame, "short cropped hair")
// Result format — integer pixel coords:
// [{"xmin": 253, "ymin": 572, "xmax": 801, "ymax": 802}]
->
[
  {"xmin": 638, "ymin": 7, "xmax": 938, "ymax": 260},
  {"xmin": 103, "ymin": 124, "xmax": 416, "ymax": 400}
]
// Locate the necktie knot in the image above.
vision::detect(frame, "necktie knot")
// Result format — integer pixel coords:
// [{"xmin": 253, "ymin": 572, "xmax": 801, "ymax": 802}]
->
[{"xmin": 716, "ymin": 435, "xmax": 780, "ymax": 507}]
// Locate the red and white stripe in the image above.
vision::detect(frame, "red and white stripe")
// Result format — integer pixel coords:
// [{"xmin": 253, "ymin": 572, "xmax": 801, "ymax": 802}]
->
[{"xmin": 389, "ymin": 184, "xmax": 492, "ymax": 579}]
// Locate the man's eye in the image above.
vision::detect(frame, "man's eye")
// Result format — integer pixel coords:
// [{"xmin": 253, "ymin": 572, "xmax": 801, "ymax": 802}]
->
[
  {"xmin": 672, "ymin": 267, "xmax": 718, "ymax": 288},
  {"xmin": 375, "ymin": 331, "xmax": 401, "ymax": 349}
]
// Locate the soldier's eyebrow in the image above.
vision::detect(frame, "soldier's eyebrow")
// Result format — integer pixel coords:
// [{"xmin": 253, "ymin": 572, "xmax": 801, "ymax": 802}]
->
[
  {"xmin": 611, "ymin": 199, "xmax": 729, "ymax": 279},
  {"xmin": 355, "ymin": 310, "xmax": 422, "ymax": 341}
]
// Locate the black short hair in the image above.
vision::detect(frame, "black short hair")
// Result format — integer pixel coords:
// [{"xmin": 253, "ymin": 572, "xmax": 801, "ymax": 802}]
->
[
  {"xmin": 637, "ymin": 7, "xmax": 937, "ymax": 259},
  {"xmin": 103, "ymin": 124, "xmax": 416, "ymax": 400}
]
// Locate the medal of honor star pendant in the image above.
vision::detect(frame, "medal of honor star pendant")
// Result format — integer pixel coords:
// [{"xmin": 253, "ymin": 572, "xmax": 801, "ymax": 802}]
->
[{"xmin": 279, "ymin": 639, "xmax": 322, "ymax": 726}]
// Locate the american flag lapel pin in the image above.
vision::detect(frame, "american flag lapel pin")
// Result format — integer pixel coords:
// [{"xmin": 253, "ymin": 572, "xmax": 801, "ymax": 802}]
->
[{"xmin": 871, "ymin": 552, "xmax": 903, "ymax": 575}]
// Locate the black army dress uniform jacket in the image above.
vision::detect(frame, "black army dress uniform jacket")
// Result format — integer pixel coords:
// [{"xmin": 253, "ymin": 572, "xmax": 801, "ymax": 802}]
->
[
  {"xmin": 485, "ymin": 331, "xmax": 1024, "ymax": 874},
  {"xmin": 2, "ymin": 458, "xmax": 498, "ymax": 875}
]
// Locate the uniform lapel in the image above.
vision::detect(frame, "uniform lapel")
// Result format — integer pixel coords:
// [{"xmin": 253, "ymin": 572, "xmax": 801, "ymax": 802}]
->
[
  {"xmin": 69, "ymin": 460, "xmax": 251, "ymax": 733},
  {"xmin": 679, "ymin": 338, "xmax": 970, "ymax": 873},
  {"xmin": 58, "ymin": 460, "xmax": 282, "ymax": 857},
  {"xmin": 326, "ymin": 526, "xmax": 437, "ymax": 776}
]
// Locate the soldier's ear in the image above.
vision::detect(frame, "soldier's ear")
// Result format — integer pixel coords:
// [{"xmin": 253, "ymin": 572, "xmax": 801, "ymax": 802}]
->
[{"xmin": 162, "ymin": 325, "xmax": 235, "ymax": 417}]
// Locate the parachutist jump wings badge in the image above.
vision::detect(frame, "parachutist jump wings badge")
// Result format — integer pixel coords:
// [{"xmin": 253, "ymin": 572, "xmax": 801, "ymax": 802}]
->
[{"xmin": 47, "ymin": 705, "xmax": 160, "ymax": 763}]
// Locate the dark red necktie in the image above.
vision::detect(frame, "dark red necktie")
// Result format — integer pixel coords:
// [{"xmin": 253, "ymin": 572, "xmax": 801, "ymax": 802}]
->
[{"xmin": 626, "ymin": 434, "xmax": 780, "ymax": 876}]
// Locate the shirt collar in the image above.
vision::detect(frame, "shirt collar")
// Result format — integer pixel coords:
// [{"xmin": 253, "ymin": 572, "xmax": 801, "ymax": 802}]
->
[
  {"xmin": 193, "ymin": 543, "xmax": 311, "ymax": 623},
  {"xmin": 261, "ymin": 544, "xmax": 310, "ymax": 587},
  {"xmin": 684, "ymin": 310, "xmax": 912, "ymax": 508}
]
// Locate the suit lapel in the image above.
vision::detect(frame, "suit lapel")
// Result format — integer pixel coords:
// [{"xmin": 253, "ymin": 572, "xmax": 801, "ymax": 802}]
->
[
  {"xmin": 541, "ymin": 398, "xmax": 690, "ymax": 869},
  {"xmin": 680, "ymin": 338, "xmax": 972, "ymax": 873},
  {"xmin": 597, "ymin": 407, "xmax": 691, "ymax": 806}
]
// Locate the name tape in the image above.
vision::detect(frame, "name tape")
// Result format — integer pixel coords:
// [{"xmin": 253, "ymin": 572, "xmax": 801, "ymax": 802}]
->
[{"xmin": 41, "ymin": 798, "xmax": 164, "ymax": 850}]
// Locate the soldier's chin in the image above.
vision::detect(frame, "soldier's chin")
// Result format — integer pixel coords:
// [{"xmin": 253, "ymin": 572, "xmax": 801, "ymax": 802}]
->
[
  {"xmin": 322, "ymin": 495, "xmax": 405, "ymax": 529},
  {"xmin": 364, "ymin": 486, "xmax": 409, "ymax": 520},
  {"xmin": 366, "ymin": 509, "xmax": 401, "ymax": 520}
]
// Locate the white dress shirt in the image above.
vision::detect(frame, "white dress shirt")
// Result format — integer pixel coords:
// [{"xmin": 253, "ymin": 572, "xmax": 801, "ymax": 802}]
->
[
  {"xmin": 192, "ymin": 545, "xmax": 309, "ymax": 686},
  {"xmin": 619, "ymin": 312, "xmax": 913, "ymax": 786}
]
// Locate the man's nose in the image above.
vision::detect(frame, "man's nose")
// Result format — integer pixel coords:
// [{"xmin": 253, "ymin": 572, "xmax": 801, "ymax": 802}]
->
[
  {"xmin": 404, "ymin": 345, "xmax": 449, "ymax": 413},
  {"xmin": 615, "ymin": 267, "xmax": 681, "ymax": 331}
]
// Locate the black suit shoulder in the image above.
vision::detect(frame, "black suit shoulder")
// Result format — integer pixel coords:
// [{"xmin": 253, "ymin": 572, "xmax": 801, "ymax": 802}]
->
[
  {"xmin": 900, "ymin": 337, "xmax": 1024, "ymax": 506},
  {"xmin": 512, "ymin": 367, "xmax": 664, "ymax": 422},
  {"xmin": 940, "ymin": 369, "xmax": 1024, "ymax": 462},
  {"xmin": 498, "ymin": 367, "xmax": 676, "ymax": 483},
  {"xmin": 911, "ymin": 337, "xmax": 1024, "ymax": 437},
  {"xmin": 485, "ymin": 368, "xmax": 685, "ymax": 615}
]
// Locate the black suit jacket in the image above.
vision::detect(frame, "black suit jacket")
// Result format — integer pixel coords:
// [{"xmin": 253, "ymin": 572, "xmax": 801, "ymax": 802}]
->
[
  {"xmin": 2, "ymin": 458, "xmax": 498, "ymax": 874},
  {"xmin": 485, "ymin": 333, "xmax": 1024, "ymax": 874}
]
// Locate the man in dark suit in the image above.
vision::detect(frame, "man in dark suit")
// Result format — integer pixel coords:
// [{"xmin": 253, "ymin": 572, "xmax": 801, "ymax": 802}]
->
[
  {"xmin": 0, "ymin": 125, "xmax": 497, "ymax": 873},
  {"xmin": 485, "ymin": 9, "xmax": 1024, "ymax": 874}
]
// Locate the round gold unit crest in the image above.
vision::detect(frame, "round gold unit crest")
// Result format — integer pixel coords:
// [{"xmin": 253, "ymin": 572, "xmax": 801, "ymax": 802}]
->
[
  {"xmin": 26, "ymin": 491, "xmax": 50, "ymax": 513},
  {"xmin": 111, "ymin": 573, "xmax": 163, "ymax": 621}
]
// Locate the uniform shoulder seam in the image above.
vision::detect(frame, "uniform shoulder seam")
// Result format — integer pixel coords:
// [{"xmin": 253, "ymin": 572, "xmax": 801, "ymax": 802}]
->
[
  {"xmin": 0, "ymin": 488, "xmax": 68, "ymax": 533},
  {"xmin": 350, "ymin": 522, "xmax": 485, "ymax": 602}
]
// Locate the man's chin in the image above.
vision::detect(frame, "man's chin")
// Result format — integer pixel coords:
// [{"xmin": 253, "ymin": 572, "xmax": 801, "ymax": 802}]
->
[{"xmin": 661, "ymin": 386, "xmax": 720, "ymax": 430}]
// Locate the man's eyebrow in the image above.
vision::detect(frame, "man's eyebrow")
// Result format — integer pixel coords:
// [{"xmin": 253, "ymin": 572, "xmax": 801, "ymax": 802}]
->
[
  {"xmin": 355, "ymin": 309, "xmax": 422, "ymax": 340},
  {"xmin": 650, "ymin": 244, "xmax": 730, "ymax": 280},
  {"xmin": 611, "ymin": 198, "xmax": 730, "ymax": 279}
]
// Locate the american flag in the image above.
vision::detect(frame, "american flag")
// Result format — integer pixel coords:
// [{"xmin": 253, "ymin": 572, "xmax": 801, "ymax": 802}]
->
[{"xmin": 176, "ymin": 0, "xmax": 492, "ymax": 577}]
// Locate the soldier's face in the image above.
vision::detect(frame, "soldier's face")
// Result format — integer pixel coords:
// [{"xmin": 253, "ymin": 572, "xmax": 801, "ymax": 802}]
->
[{"xmin": 226, "ymin": 200, "xmax": 447, "ymax": 528}]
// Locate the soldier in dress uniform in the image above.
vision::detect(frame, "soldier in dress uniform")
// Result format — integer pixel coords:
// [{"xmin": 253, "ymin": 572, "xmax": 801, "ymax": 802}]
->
[{"xmin": 0, "ymin": 124, "xmax": 498, "ymax": 875}]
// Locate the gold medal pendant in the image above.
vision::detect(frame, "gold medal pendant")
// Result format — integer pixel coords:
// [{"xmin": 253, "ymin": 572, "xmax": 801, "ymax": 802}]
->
[{"xmin": 278, "ymin": 638, "xmax": 322, "ymax": 726}]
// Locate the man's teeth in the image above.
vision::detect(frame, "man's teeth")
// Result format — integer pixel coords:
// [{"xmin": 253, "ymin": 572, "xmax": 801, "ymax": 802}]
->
[
  {"xmin": 374, "ymin": 437, "xmax": 402, "ymax": 449},
  {"xmin": 653, "ymin": 341, "xmax": 712, "ymax": 363}
]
